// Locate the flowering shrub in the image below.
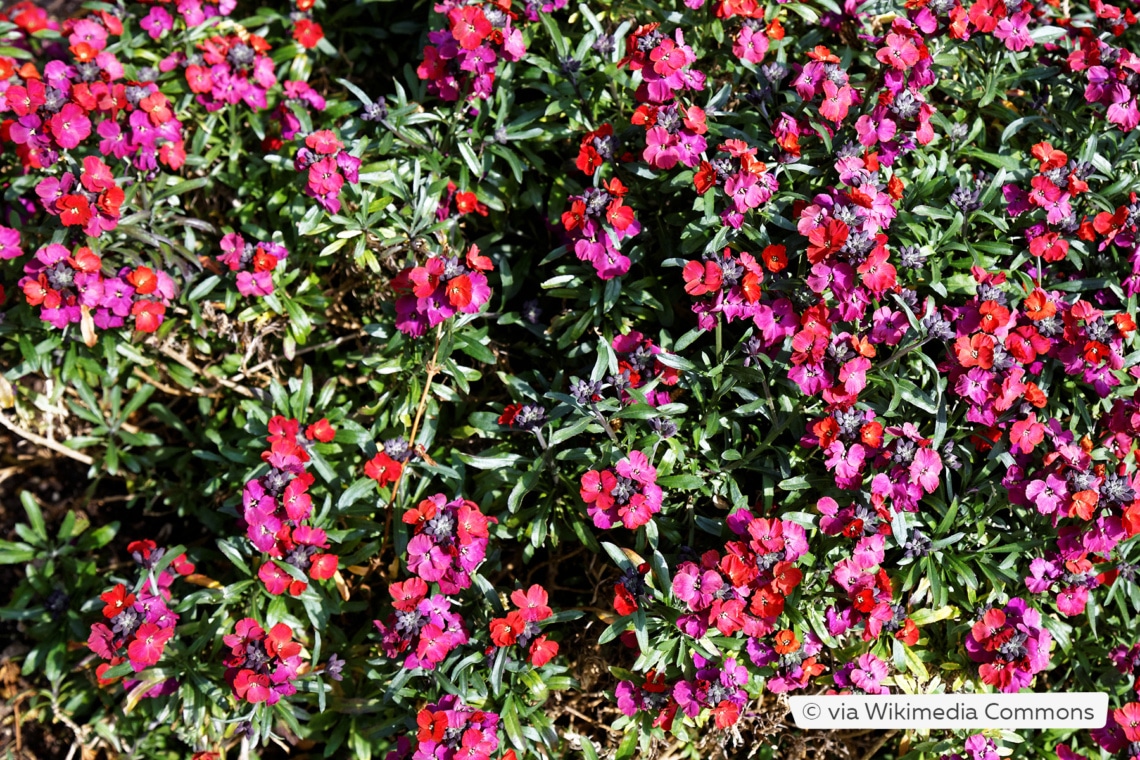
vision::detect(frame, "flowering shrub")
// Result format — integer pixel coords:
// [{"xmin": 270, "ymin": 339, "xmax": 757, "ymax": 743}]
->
[{"xmin": 5, "ymin": 0, "xmax": 1140, "ymax": 758}]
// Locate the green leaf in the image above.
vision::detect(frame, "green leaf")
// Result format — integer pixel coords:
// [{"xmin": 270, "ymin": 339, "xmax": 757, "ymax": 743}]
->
[{"xmin": 20, "ymin": 492, "xmax": 47, "ymax": 543}]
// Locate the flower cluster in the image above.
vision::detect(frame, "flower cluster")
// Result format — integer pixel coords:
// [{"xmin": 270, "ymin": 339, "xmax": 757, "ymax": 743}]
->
[
  {"xmin": 965, "ymin": 598, "xmax": 1052, "ymax": 692},
  {"xmin": 222, "ymin": 618, "xmax": 304, "ymax": 705},
  {"xmin": 240, "ymin": 416, "xmax": 338, "ymax": 596},
  {"xmin": 19, "ymin": 243, "xmax": 176, "ymax": 332},
  {"xmin": 832, "ymin": 652, "xmax": 890, "ymax": 695},
  {"xmin": 693, "ymin": 139, "xmax": 779, "ymax": 229},
  {"xmin": 218, "ymin": 233, "xmax": 290, "ymax": 297},
  {"xmin": 1093, "ymin": 701, "xmax": 1140, "ymax": 755},
  {"xmin": 575, "ymin": 123, "xmax": 628, "ymax": 177},
  {"xmin": 487, "ymin": 584, "xmax": 559, "ymax": 666},
  {"xmin": 143, "ymin": 0, "xmax": 235, "ymax": 41},
  {"xmin": 86, "ymin": 541, "xmax": 193, "ymax": 695},
  {"xmin": 270, "ymin": 80, "xmax": 327, "ymax": 144},
  {"xmin": 560, "ymin": 178, "xmax": 640, "ymax": 280},
  {"xmin": 671, "ymin": 654, "xmax": 749, "ymax": 729},
  {"xmin": 672, "ymin": 511, "xmax": 807, "ymax": 640},
  {"xmin": 293, "ymin": 129, "xmax": 359, "ymax": 214},
  {"xmin": 373, "ymin": 577, "xmax": 469, "ymax": 670},
  {"xmin": 683, "ymin": 246, "xmax": 791, "ymax": 330},
  {"xmin": 609, "ymin": 330, "xmax": 679, "ymax": 406},
  {"xmin": 747, "ymin": 629, "xmax": 826, "ymax": 693},
  {"xmin": 403, "ymin": 493, "xmax": 491, "ymax": 594},
  {"xmin": 364, "ymin": 436, "xmax": 412, "ymax": 489},
  {"xmin": 437, "ymin": 182, "xmax": 489, "ymax": 220},
  {"xmin": 616, "ymin": 670, "xmax": 679, "ymax": 730},
  {"xmin": 291, "ymin": 0, "xmax": 324, "ymax": 50},
  {"xmin": 1071, "ymin": 33, "xmax": 1140, "ymax": 132},
  {"xmin": 620, "ymin": 24, "xmax": 705, "ymax": 107},
  {"xmin": 387, "ymin": 695, "xmax": 502, "ymax": 760},
  {"xmin": 826, "ymin": 532, "xmax": 918, "ymax": 642},
  {"xmin": 939, "ymin": 734, "xmax": 1002, "ymax": 760},
  {"xmin": 394, "ymin": 244, "xmax": 494, "ymax": 337},
  {"xmin": 416, "ymin": 0, "xmax": 526, "ymax": 102},
  {"xmin": 1025, "ymin": 549, "xmax": 1110, "ymax": 617},
  {"xmin": 580, "ymin": 450, "xmax": 663, "ymax": 530},
  {"xmin": 180, "ymin": 32, "xmax": 277, "ymax": 113},
  {"xmin": 34, "ymin": 156, "xmax": 124, "ymax": 236}
]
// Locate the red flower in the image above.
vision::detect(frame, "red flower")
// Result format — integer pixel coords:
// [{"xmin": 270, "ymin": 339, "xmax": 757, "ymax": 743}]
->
[
  {"xmin": 1031, "ymin": 141, "xmax": 1068, "ymax": 171},
  {"xmin": 364, "ymin": 451, "xmax": 403, "ymax": 487},
  {"xmin": 895, "ymin": 618, "xmax": 919, "ymax": 646},
  {"xmin": 455, "ymin": 191, "xmax": 488, "ymax": 216},
  {"xmin": 58, "ymin": 194, "xmax": 92, "ymax": 226},
  {"xmin": 293, "ymin": 19, "xmax": 324, "ymax": 49},
  {"xmin": 127, "ymin": 623, "xmax": 174, "ymax": 670},
  {"xmin": 682, "ymin": 260, "xmax": 723, "ymax": 296},
  {"xmin": 445, "ymin": 273, "xmax": 473, "ymax": 308},
  {"xmin": 605, "ymin": 199, "xmax": 635, "ymax": 231},
  {"xmin": 694, "ymin": 161, "xmax": 717, "ymax": 194},
  {"xmin": 713, "ymin": 701, "xmax": 740, "ymax": 729},
  {"xmin": 139, "ymin": 93, "xmax": 172, "ymax": 125},
  {"xmin": 234, "ymin": 669, "xmax": 271, "ymax": 703},
  {"xmin": 806, "ymin": 219, "xmax": 848, "ymax": 264},
  {"xmin": 954, "ymin": 333, "xmax": 995, "ymax": 369},
  {"xmin": 1029, "ymin": 232, "xmax": 1069, "ymax": 262},
  {"xmin": 498, "ymin": 403, "xmax": 522, "ymax": 427},
  {"xmin": 561, "ymin": 199, "xmax": 586, "ymax": 231},
  {"xmin": 1009, "ymin": 413, "xmax": 1045, "ymax": 454},
  {"xmin": 465, "ymin": 244, "xmax": 493, "ymax": 271},
  {"xmin": 770, "ymin": 561, "xmax": 803, "ymax": 595},
  {"xmin": 127, "ymin": 266, "xmax": 158, "ymax": 295},
  {"xmin": 305, "ymin": 418, "xmax": 336, "ymax": 443},
  {"xmin": 417, "ymin": 709, "xmax": 448, "ymax": 743},
  {"xmin": 773, "ymin": 629, "xmax": 798, "ymax": 654},
  {"xmin": 100, "ymin": 584, "xmax": 136, "ymax": 618},
  {"xmin": 131, "ymin": 301, "xmax": 165, "ymax": 333},
  {"xmin": 1094, "ymin": 206, "xmax": 1129, "ymax": 242},
  {"xmin": 309, "ymin": 553, "xmax": 338, "ymax": 580},
  {"xmin": 528, "ymin": 635, "xmax": 559, "ymax": 666},
  {"xmin": 614, "ymin": 583, "xmax": 638, "ymax": 615},
  {"xmin": 1115, "ymin": 703, "xmax": 1140, "ymax": 742},
  {"xmin": 448, "ymin": 6, "xmax": 491, "ymax": 50},
  {"xmin": 511, "ymin": 584, "xmax": 552, "ymax": 622},
  {"xmin": 489, "ymin": 611, "xmax": 525, "ymax": 647},
  {"xmin": 762, "ymin": 244, "xmax": 787, "ymax": 273}
]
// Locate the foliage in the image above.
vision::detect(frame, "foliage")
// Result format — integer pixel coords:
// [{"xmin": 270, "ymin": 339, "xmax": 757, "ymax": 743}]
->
[{"xmin": 4, "ymin": 0, "xmax": 1140, "ymax": 757}]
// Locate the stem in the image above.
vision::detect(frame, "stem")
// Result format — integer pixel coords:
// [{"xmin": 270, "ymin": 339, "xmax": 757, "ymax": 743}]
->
[
  {"xmin": 715, "ymin": 320, "xmax": 723, "ymax": 361},
  {"xmin": 0, "ymin": 412, "xmax": 95, "ymax": 466},
  {"xmin": 589, "ymin": 401, "xmax": 619, "ymax": 444},
  {"xmin": 386, "ymin": 322, "xmax": 444, "ymax": 531}
]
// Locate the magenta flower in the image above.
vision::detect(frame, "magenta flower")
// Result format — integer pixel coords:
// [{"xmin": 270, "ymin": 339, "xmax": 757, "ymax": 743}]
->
[
  {"xmin": 0, "ymin": 226, "xmax": 21, "ymax": 260},
  {"xmin": 909, "ymin": 448, "xmax": 942, "ymax": 494}
]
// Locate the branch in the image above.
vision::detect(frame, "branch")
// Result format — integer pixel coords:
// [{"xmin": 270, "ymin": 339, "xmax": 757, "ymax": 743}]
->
[{"xmin": 0, "ymin": 412, "xmax": 95, "ymax": 466}]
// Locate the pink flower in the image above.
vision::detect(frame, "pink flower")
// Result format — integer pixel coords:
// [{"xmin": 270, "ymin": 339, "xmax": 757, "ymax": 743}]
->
[
  {"xmin": 511, "ymin": 585, "xmax": 553, "ymax": 622},
  {"xmin": 1010, "ymin": 413, "xmax": 1046, "ymax": 454},
  {"xmin": 0, "ymin": 226, "xmax": 21, "ymax": 260},
  {"xmin": 819, "ymin": 81, "xmax": 854, "ymax": 124},
  {"xmin": 49, "ymin": 103, "xmax": 92, "ymax": 150},
  {"xmin": 616, "ymin": 451, "xmax": 656, "ymax": 485},
  {"xmin": 825, "ymin": 441, "xmax": 865, "ymax": 480},
  {"xmin": 580, "ymin": 470, "xmax": 616, "ymax": 509},
  {"xmin": 127, "ymin": 623, "xmax": 174, "ymax": 671},
  {"xmin": 732, "ymin": 26, "xmax": 768, "ymax": 64},
  {"xmin": 876, "ymin": 34, "xmax": 920, "ymax": 70},
  {"xmin": 909, "ymin": 448, "xmax": 942, "ymax": 494}
]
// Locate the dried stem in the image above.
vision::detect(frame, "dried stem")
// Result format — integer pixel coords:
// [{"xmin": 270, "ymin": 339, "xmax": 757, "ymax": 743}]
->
[
  {"xmin": 381, "ymin": 323, "xmax": 445, "ymax": 558},
  {"xmin": 0, "ymin": 412, "xmax": 95, "ymax": 466}
]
